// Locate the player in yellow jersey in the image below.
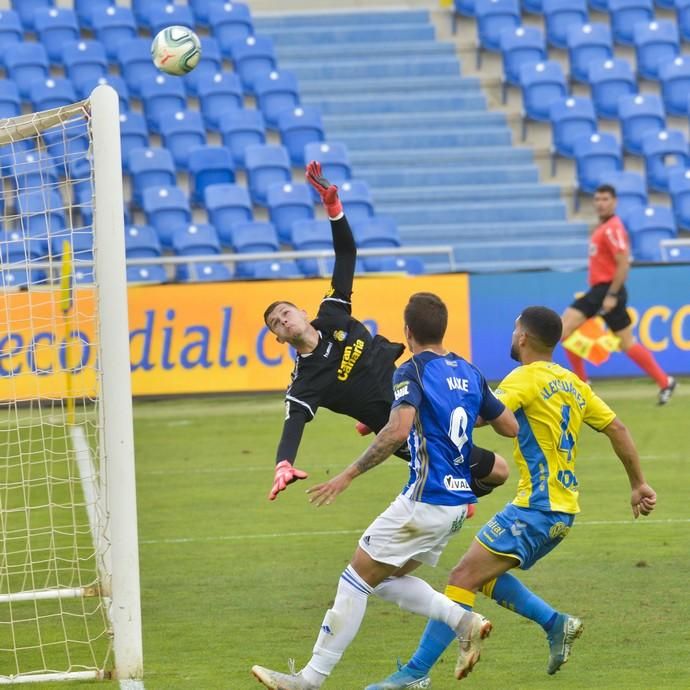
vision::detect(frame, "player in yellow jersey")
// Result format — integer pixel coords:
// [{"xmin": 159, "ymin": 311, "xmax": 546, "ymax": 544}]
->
[{"xmin": 366, "ymin": 306, "xmax": 657, "ymax": 690}]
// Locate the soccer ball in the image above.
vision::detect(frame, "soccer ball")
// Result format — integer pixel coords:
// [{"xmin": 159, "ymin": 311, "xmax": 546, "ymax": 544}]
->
[{"xmin": 151, "ymin": 26, "xmax": 202, "ymax": 76}]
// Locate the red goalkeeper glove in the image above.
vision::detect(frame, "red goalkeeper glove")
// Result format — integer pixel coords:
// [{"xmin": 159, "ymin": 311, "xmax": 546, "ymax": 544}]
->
[
  {"xmin": 306, "ymin": 160, "xmax": 342, "ymax": 218},
  {"xmin": 268, "ymin": 460, "xmax": 309, "ymax": 501}
]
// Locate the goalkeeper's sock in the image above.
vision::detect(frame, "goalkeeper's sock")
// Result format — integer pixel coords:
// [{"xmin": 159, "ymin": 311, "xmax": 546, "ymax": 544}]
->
[
  {"xmin": 304, "ymin": 565, "xmax": 372, "ymax": 683},
  {"xmin": 483, "ymin": 574, "xmax": 556, "ymax": 630},
  {"xmin": 564, "ymin": 349, "xmax": 588, "ymax": 382}
]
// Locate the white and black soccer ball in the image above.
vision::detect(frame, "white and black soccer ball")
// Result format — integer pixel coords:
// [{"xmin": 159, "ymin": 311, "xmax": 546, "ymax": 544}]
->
[{"xmin": 151, "ymin": 25, "xmax": 202, "ymax": 76}]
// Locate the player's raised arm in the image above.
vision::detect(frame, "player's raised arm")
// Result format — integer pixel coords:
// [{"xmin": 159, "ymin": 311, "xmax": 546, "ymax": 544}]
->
[{"xmin": 305, "ymin": 160, "xmax": 356, "ymax": 300}]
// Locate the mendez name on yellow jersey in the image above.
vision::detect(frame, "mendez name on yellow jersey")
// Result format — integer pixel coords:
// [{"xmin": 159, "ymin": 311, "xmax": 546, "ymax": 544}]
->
[{"xmin": 494, "ymin": 361, "xmax": 616, "ymax": 514}]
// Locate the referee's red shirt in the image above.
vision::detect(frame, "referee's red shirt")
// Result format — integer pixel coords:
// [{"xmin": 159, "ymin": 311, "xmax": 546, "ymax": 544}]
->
[{"xmin": 588, "ymin": 215, "xmax": 630, "ymax": 286}]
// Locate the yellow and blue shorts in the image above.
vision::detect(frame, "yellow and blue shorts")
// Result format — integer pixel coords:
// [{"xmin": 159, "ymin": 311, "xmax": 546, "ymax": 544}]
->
[{"xmin": 475, "ymin": 503, "xmax": 575, "ymax": 570}]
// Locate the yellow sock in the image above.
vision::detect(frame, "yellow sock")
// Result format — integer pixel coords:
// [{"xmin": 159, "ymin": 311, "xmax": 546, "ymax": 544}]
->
[{"xmin": 444, "ymin": 585, "xmax": 475, "ymax": 609}]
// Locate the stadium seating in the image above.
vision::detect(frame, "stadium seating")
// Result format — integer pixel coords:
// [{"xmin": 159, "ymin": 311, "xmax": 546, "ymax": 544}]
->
[
  {"xmin": 587, "ymin": 58, "xmax": 637, "ymax": 119},
  {"xmin": 140, "ymin": 74, "xmax": 187, "ymax": 133},
  {"xmin": 277, "ymin": 106, "xmax": 325, "ymax": 165},
  {"xmin": 188, "ymin": 146, "xmax": 236, "ymax": 204},
  {"xmin": 254, "ymin": 70, "xmax": 301, "ymax": 128},
  {"xmin": 208, "ymin": 1, "xmax": 254, "ymax": 53},
  {"xmin": 608, "ymin": 0, "xmax": 654, "ymax": 46},
  {"xmin": 131, "ymin": 0, "xmax": 166, "ymax": 28},
  {"xmin": 62, "ymin": 40, "xmax": 109, "ymax": 86},
  {"xmin": 542, "ymin": 0, "xmax": 588, "ymax": 50},
  {"xmin": 204, "ymin": 183, "xmax": 253, "ymax": 246},
  {"xmin": 633, "ymin": 20, "xmax": 680, "ymax": 81},
  {"xmin": 16, "ymin": 189, "xmax": 66, "ymax": 237},
  {"xmin": 244, "ymin": 144, "xmax": 292, "ymax": 205},
  {"xmin": 184, "ymin": 37, "xmax": 223, "ymax": 96},
  {"xmin": 219, "ymin": 109, "xmax": 267, "ymax": 167},
  {"xmin": 499, "ymin": 25, "xmax": 547, "ymax": 102},
  {"xmin": 475, "ymin": 0, "xmax": 521, "ymax": 66},
  {"xmin": 118, "ymin": 38, "xmax": 162, "ymax": 97},
  {"xmin": 158, "ymin": 110, "xmax": 207, "ymax": 169},
  {"xmin": 266, "ymin": 182, "xmax": 315, "ymax": 243},
  {"xmin": 339, "ymin": 180, "xmax": 375, "ymax": 223},
  {"xmin": 125, "ymin": 225, "xmax": 162, "ymax": 259},
  {"xmin": 91, "ymin": 6, "xmax": 137, "ymax": 61},
  {"xmin": 290, "ymin": 219, "xmax": 332, "ymax": 275},
  {"xmin": 519, "ymin": 61, "xmax": 568, "ymax": 139},
  {"xmin": 626, "ymin": 205, "xmax": 677, "ymax": 260},
  {"xmin": 76, "ymin": 75, "xmax": 130, "ymax": 112},
  {"xmin": 303, "ymin": 142, "xmax": 352, "ymax": 189},
  {"xmin": 172, "ymin": 223, "xmax": 226, "ymax": 281},
  {"xmin": 601, "ymin": 171, "xmax": 648, "ymax": 222},
  {"xmin": 127, "ymin": 265, "xmax": 167, "ymax": 284},
  {"xmin": 198, "ymin": 73, "xmax": 244, "ymax": 130},
  {"xmin": 353, "ymin": 216, "xmax": 402, "ymax": 271},
  {"xmin": 566, "ymin": 23, "xmax": 614, "ymax": 83},
  {"xmin": 119, "ymin": 112, "xmax": 149, "ymax": 171},
  {"xmin": 0, "ymin": 236, "xmax": 46, "ymax": 288},
  {"xmin": 658, "ymin": 57, "xmax": 690, "ymax": 116},
  {"xmin": 11, "ymin": 0, "xmax": 53, "ymax": 31},
  {"xmin": 678, "ymin": 0, "xmax": 690, "ymax": 42},
  {"xmin": 641, "ymin": 129, "xmax": 690, "ymax": 192},
  {"xmin": 189, "ymin": 0, "xmax": 217, "ymax": 27},
  {"xmin": 249, "ymin": 259, "xmax": 302, "ymax": 279},
  {"xmin": 369, "ymin": 256, "xmax": 425, "ymax": 275},
  {"xmin": 228, "ymin": 35, "xmax": 277, "ymax": 92},
  {"xmin": 0, "ymin": 9, "xmax": 22, "ymax": 60},
  {"xmin": 573, "ymin": 132, "xmax": 623, "ymax": 207},
  {"xmin": 0, "ymin": 80, "xmax": 21, "ymax": 119},
  {"xmin": 232, "ymin": 220, "xmax": 280, "ymax": 278},
  {"xmin": 668, "ymin": 168, "xmax": 690, "ymax": 230},
  {"xmin": 659, "ymin": 238, "xmax": 690, "ymax": 262},
  {"xmin": 29, "ymin": 78, "xmax": 77, "ymax": 112},
  {"xmin": 142, "ymin": 186, "xmax": 192, "ymax": 247},
  {"xmin": 74, "ymin": 0, "xmax": 113, "ymax": 29},
  {"xmin": 42, "ymin": 119, "xmax": 89, "ymax": 163},
  {"xmin": 549, "ymin": 97, "xmax": 597, "ymax": 171},
  {"xmin": 5, "ymin": 44, "xmax": 50, "ymax": 98},
  {"xmin": 128, "ymin": 148, "xmax": 177, "ymax": 206},
  {"xmin": 618, "ymin": 93, "xmax": 666, "ymax": 156},
  {"xmin": 148, "ymin": 3, "xmax": 195, "ymax": 37},
  {"xmin": 33, "ymin": 7, "xmax": 79, "ymax": 61}
]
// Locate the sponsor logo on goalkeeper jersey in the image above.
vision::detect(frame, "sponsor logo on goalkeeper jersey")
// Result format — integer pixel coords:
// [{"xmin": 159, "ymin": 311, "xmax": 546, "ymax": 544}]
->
[
  {"xmin": 333, "ymin": 330, "xmax": 347, "ymax": 342},
  {"xmin": 337, "ymin": 338, "xmax": 364, "ymax": 381},
  {"xmin": 443, "ymin": 475, "xmax": 471, "ymax": 492}
]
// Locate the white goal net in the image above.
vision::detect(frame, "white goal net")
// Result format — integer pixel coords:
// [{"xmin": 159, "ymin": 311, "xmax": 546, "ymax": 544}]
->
[{"xmin": 0, "ymin": 87, "xmax": 142, "ymax": 684}]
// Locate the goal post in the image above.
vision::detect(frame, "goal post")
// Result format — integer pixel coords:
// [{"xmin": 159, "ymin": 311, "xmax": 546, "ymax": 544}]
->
[{"xmin": 0, "ymin": 85, "xmax": 143, "ymax": 683}]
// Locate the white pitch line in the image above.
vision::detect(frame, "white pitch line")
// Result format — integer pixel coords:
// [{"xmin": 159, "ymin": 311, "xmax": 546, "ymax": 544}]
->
[
  {"xmin": 120, "ymin": 680, "xmax": 145, "ymax": 690},
  {"xmin": 141, "ymin": 517, "xmax": 690, "ymax": 545}
]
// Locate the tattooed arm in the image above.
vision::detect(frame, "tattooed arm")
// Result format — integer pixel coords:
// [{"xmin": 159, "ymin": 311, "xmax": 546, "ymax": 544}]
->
[{"xmin": 307, "ymin": 405, "xmax": 416, "ymax": 507}]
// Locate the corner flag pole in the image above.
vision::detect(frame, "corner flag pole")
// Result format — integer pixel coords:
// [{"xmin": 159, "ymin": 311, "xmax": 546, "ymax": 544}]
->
[{"xmin": 59, "ymin": 239, "xmax": 75, "ymax": 425}]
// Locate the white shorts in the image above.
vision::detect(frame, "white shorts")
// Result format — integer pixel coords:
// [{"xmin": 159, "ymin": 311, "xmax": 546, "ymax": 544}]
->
[{"xmin": 358, "ymin": 495, "xmax": 470, "ymax": 568}]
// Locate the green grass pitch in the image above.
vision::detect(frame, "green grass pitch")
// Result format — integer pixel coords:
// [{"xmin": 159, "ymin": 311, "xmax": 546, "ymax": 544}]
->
[{"xmin": 12, "ymin": 378, "xmax": 690, "ymax": 689}]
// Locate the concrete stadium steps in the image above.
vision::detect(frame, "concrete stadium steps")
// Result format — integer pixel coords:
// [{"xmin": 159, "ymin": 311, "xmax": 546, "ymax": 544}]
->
[
  {"xmin": 274, "ymin": 40, "xmax": 457, "ymax": 62},
  {"xmin": 278, "ymin": 57, "xmax": 461, "ymax": 80},
  {"xmin": 451, "ymin": 238, "xmax": 590, "ymax": 264},
  {"xmin": 335, "ymin": 129, "xmax": 511, "ymax": 150},
  {"xmin": 303, "ymin": 93, "xmax": 487, "ymax": 115},
  {"xmin": 349, "ymin": 147, "xmax": 533, "ymax": 166},
  {"xmin": 398, "ymin": 221, "xmax": 589, "ymax": 243},
  {"xmin": 299, "ymin": 75, "xmax": 481, "ymax": 97},
  {"xmin": 254, "ymin": 9, "xmax": 431, "ymax": 29},
  {"xmin": 376, "ymin": 201, "xmax": 567, "ymax": 225},
  {"xmin": 373, "ymin": 184, "xmax": 561, "ymax": 204},
  {"xmin": 261, "ymin": 24, "xmax": 436, "ymax": 47},
  {"xmin": 322, "ymin": 111, "xmax": 508, "ymax": 131},
  {"xmin": 358, "ymin": 166, "xmax": 540, "ymax": 187}
]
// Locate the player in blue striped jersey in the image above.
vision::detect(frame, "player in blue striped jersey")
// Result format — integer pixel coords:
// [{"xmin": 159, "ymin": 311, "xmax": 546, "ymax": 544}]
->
[{"xmin": 252, "ymin": 293, "xmax": 517, "ymax": 689}]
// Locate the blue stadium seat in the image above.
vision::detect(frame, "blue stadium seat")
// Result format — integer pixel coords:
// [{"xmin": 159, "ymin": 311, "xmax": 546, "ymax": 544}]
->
[
  {"xmin": 608, "ymin": 0, "xmax": 654, "ymax": 46},
  {"xmin": 290, "ymin": 219, "xmax": 332, "ymax": 275},
  {"xmin": 522, "ymin": 0, "xmax": 543, "ymax": 13},
  {"xmin": 655, "ymin": 0, "xmax": 675, "ymax": 9},
  {"xmin": 573, "ymin": 132, "xmax": 623, "ymax": 207},
  {"xmin": 198, "ymin": 72, "xmax": 244, "ymax": 130},
  {"xmin": 232, "ymin": 220, "xmax": 280, "ymax": 278},
  {"xmin": 353, "ymin": 216, "xmax": 402, "ymax": 272},
  {"xmin": 626, "ymin": 205, "xmax": 676, "ymax": 260},
  {"xmin": 228, "ymin": 35, "xmax": 277, "ymax": 92},
  {"xmin": 74, "ymin": 0, "xmax": 113, "ymax": 29},
  {"xmin": 180, "ymin": 262, "xmax": 233, "ymax": 282},
  {"xmin": 219, "ymin": 109, "xmax": 267, "ymax": 167},
  {"xmin": 128, "ymin": 147, "xmax": 176, "ymax": 206},
  {"xmin": 659, "ymin": 56, "xmax": 690, "ymax": 116},
  {"xmin": 244, "ymin": 144, "xmax": 291, "ymax": 205},
  {"xmin": 339, "ymin": 180, "xmax": 375, "ymax": 223},
  {"xmin": 678, "ymin": 0, "xmax": 690, "ymax": 42},
  {"xmin": 0, "ymin": 139, "xmax": 33, "ymax": 176},
  {"xmin": 659, "ymin": 238, "xmax": 690, "ymax": 262},
  {"xmin": 567, "ymin": 23, "xmax": 613, "ymax": 83},
  {"xmin": 148, "ymin": 3, "xmax": 195, "ymax": 36},
  {"xmin": 11, "ymin": 0, "xmax": 53, "ymax": 31},
  {"xmin": 131, "ymin": 0, "xmax": 168, "ymax": 28},
  {"xmin": 618, "ymin": 93, "xmax": 666, "ymax": 156},
  {"xmin": 642, "ymin": 129, "xmax": 690, "ymax": 193},
  {"xmin": 34, "ymin": 7, "xmax": 79, "ymax": 61},
  {"xmin": 0, "ymin": 236, "xmax": 46, "ymax": 287},
  {"xmin": 189, "ymin": 0, "xmax": 217, "ymax": 27},
  {"xmin": 248, "ymin": 259, "xmax": 302, "ymax": 280},
  {"xmin": 127, "ymin": 265, "xmax": 167, "ymax": 284},
  {"xmin": 140, "ymin": 73, "xmax": 187, "ymax": 133},
  {"xmin": 16, "ymin": 189, "xmax": 66, "ymax": 238},
  {"xmin": 303, "ymin": 142, "xmax": 352, "ymax": 189},
  {"xmin": 76, "ymin": 74, "xmax": 130, "ymax": 112},
  {"xmin": 633, "ymin": 20, "xmax": 680, "ymax": 81},
  {"xmin": 159, "ymin": 110, "xmax": 207, "ymax": 169},
  {"xmin": 188, "ymin": 145, "xmax": 236, "ymax": 204},
  {"xmin": 142, "ymin": 186, "xmax": 192, "ymax": 247},
  {"xmin": 42, "ymin": 118, "xmax": 89, "ymax": 163},
  {"xmin": 184, "ymin": 37, "xmax": 223, "ymax": 96},
  {"xmin": 254, "ymin": 70, "xmax": 301, "ymax": 128},
  {"xmin": 172, "ymin": 223, "xmax": 226, "ymax": 281},
  {"xmin": 587, "ymin": 58, "xmax": 637, "ymax": 119},
  {"xmin": 519, "ymin": 60, "xmax": 568, "ymax": 139},
  {"xmin": 29, "ymin": 78, "xmax": 77, "ymax": 113},
  {"xmin": 118, "ymin": 38, "xmax": 162, "ymax": 97},
  {"xmin": 62, "ymin": 40, "xmax": 108, "ymax": 86},
  {"xmin": 0, "ymin": 10, "xmax": 23, "ymax": 62},
  {"xmin": 125, "ymin": 224, "xmax": 162, "ymax": 259},
  {"xmin": 499, "ymin": 25, "xmax": 547, "ymax": 103},
  {"xmin": 600, "ymin": 171, "xmax": 648, "ymax": 222},
  {"xmin": 453, "ymin": 0, "xmax": 478, "ymax": 24},
  {"xmin": 266, "ymin": 182, "xmax": 314, "ymax": 243},
  {"xmin": 543, "ymin": 0, "xmax": 588, "ymax": 50},
  {"xmin": 11, "ymin": 151, "xmax": 59, "ymax": 190},
  {"xmin": 668, "ymin": 168, "xmax": 690, "ymax": 230},
  {"xmin": 549, "ymin": 96, "xmax": 597, "ymax": 173},
  {"xmin": 5, "ymin": 44, "xmax": 50, "ymax": 99},
  {"xmin": 475, "ymin": 0, "xmax": 521, "ymax": 67},
  {"xmin": 277, "ymin": 106, "xmax": 325, "ymax": 166},
  {"xmin": 0, "ymin": 80, "xmax": 21, "ymax": 119},
  {"xmin": 370, "ymin": 256, "xmax": 426, "ymax": 275},
  {"xmin": 204, "ymin": 183, "xmax": 253, "ymax": 246},
  {"xmin": 119, "ymin": 112, "xmax": 149, "ymax": 172},
  {"xmin": 209, "ymin": 1, "xmax": 253, "ymax": 54},
  {"xmin": 92, "ymin": 5, "xmax": 137, "ymax": 61}
]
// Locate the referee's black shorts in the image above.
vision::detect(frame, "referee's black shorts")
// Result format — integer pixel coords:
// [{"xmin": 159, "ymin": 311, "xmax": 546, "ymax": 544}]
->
[{"xmin": 570, "ymin": 282, "xmax": 632, "ymax": 332}]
